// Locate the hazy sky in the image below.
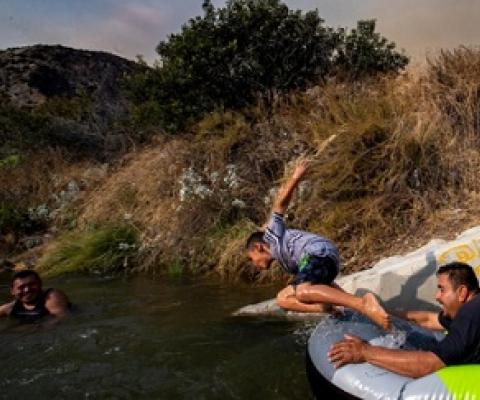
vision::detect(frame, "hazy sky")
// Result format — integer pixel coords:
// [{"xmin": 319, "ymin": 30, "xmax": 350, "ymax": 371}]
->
[{"xmin": 1, "ymin": 0, "xmax": 479, "ymax": 64}]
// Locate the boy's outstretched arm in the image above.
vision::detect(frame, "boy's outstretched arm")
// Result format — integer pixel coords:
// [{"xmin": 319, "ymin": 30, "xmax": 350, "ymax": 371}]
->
[{"xmin": 272, "ymin": 160, "xmax": 308, "ymax": 214}]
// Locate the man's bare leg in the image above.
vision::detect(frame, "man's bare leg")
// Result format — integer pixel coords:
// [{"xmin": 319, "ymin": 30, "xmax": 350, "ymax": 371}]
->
[{"xmin": 294, "ymin": 283, "xmax": 390, "ymax": 330}]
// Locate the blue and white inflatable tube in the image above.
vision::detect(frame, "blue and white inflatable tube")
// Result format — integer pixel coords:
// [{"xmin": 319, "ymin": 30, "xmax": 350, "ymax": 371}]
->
[{"xmin": 306, "ymin": 312, "xmax": 480, "ymax": 399}]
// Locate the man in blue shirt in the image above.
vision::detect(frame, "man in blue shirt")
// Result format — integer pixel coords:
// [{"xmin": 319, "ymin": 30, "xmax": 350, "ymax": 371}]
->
[
  {"xmin": 328, "ymin": 262, "xmax": 480, "ymax": 377},
  {"xmin": 246, "ymin": 160, "xmax": 390, "ymax": 330}
]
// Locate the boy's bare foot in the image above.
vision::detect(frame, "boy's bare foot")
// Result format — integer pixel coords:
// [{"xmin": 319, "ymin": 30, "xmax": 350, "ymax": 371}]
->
[{"xmin": 361, "ymin": 293, "xmax": 390, "ymax": 330}]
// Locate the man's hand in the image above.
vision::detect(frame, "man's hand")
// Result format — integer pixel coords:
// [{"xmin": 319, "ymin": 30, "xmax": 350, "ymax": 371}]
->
[
  {"xmin": 45, "ymin": 289, "xmax": 70, "ymax": 319},
  {"xmin": 328, "ymin": 334, "xmax": 368, "ymax": 368},
  {"xmin": 0, "ymin": 301, "xmax": 14, "ymax": 317}
]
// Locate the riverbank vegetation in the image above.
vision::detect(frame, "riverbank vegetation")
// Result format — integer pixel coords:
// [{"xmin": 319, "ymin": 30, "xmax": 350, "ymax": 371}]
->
[
  {"xmin": 2, "ymin": 1, "xmax": 480, "ymax": 281},
  {"xmin": 69, "ymin": 46, "xmax": 480, "ymax": 280}
]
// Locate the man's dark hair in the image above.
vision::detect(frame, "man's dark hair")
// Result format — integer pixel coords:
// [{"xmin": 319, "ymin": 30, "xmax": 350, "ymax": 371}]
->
[
  {"xmin": 246, "ymin": 231, "xmax": 266, "ymax": 251},
  {"xmin": 11, "ymin": 270, "xmax": 42, "ymax": 286},
  {"xmin": 437, "ymin": 262, "xmax": 480, "ymax": 293}
]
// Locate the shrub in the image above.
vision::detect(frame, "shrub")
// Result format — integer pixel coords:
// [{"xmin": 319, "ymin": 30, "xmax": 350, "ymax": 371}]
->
[
  {"xmin": 0, "ymin": 99, "xmax": 50, "ymax": 151},
  {"xmin": 0, "ymin": 154, "xmax": 22, "ymax": 169},
  {"xmin": 334, "ymin": 20, "xmax": 409, "ymax": 79},
  {"xmin": 0, "ymin": 201, "xmax": 49, "ymax": 238},
  {"xmin": 0, "ymin": 203, "xmax": 29, "ymax": 235},
  {"xmin": 0, "ymin": 90, "xmax": 111, "ymax": 160}
]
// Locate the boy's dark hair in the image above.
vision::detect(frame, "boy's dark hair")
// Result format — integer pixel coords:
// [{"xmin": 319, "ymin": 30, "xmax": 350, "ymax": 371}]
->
[
  {"xmin": 246, "ymin": 231, "xmax": 266, "ymax": 251},
  {"xmin": 11, "ymin": 270, "xmax": 42, "ymax": 286},
  {"xmin": 437, "ymin": 262, "xmax": 480, "ymax": 293}
]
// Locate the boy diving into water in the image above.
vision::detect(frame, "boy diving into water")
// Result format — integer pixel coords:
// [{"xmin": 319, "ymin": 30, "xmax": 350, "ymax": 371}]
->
[{"xmin": 246, "ymin": 159, "xmax": 390, "ymax": 330}]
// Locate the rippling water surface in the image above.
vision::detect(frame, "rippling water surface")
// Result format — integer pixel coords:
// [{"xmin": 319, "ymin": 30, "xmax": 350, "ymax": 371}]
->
[{"xmin": 0, "ymin": 275, "xmax": 314, "ymax": 399}]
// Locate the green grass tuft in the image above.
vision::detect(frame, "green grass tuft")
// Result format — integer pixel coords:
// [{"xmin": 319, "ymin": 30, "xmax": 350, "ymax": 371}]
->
[{"xmin": 39, "ymin": 224, "xmax": 138, "ymax": 276}]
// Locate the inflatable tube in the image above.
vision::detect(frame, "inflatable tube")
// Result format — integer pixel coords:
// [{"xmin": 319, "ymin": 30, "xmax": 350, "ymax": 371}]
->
[{"xmin": 306, "ymin": 312, "xmax": 480, "ymax": 400}]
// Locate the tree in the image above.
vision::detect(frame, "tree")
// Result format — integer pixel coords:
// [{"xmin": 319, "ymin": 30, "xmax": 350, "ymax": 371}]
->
[
  {"xmin": 334, "ymin": 20, "xmax": 409, "ymax": 79},
  {"xmin": 126, "ymin": 1, "xmax": 409, "ymax": 133}
]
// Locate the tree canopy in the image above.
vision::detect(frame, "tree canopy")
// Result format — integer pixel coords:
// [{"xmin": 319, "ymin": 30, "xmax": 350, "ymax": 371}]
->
[{"xmin": 126, "ymin": 0, "xmax": 409, "ymax": 133}]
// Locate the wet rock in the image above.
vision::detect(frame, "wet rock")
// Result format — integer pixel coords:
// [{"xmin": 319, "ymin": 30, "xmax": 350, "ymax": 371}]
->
[{"xmin": 0, "ymin": 44, "xmax": 145, "ymax": 159}]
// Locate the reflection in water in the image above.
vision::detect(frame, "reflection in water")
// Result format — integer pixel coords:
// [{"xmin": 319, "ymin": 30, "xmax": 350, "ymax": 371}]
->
[{"xmin": 0, "ymin": 275, "xmax": 313, "ymax": 399}]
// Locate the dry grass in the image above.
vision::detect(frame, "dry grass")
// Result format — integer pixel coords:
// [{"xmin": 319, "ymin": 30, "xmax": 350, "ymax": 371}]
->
[
  {"xmin": 0, "ymin": 148, "xmax": 107, "ymax": 210},
  {"xmin": 34, "ymin": 46, "xmax": 480, "ymax": 279},
  {"xmin": 1, "ymin": 149, "xmax": 68, "ymax": 209},
  {"xmin": 0, "ymin": 148, "xmax": 107, "ymax": 255}
]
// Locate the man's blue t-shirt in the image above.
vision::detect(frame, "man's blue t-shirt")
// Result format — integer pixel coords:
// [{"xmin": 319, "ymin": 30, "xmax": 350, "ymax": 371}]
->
[
  {"xmin": 431, "ymin": 294, "xmax": 480, "ymax": 365},
  {"xmin": 263, "ymin": 212, "xmax": 339, "ymax": 275}
]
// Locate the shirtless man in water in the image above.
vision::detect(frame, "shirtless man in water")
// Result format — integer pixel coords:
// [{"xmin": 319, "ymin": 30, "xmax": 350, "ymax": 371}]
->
[
  {"xmin": 0, "ymin": 270, "xmax": 70, "ymax": 321},
  {"xmin": 246, "ymin": 160, "xmax": 390, "ymax": 330}
]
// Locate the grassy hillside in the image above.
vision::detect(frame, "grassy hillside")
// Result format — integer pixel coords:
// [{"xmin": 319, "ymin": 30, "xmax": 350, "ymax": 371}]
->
[
  {"xmin": 3, "ymin": 47, "xmax": 480, "ymax": 280},
  {"xmin": 30, "ymin": 47, "xmax": 480, "ymax": 280},
  {"xmin": 0, "ymin": 45, "xmax": 141, "ymax": 261}
]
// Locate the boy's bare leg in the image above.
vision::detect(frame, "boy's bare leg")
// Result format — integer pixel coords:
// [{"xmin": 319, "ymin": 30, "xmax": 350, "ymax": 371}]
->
[
  {"xmin": 276, "ymin": 286, "xmax": 331, "ymax": 313},
  {"xmin": 295, "ymin": 283, "xmax": 390, "ymax": 330}
]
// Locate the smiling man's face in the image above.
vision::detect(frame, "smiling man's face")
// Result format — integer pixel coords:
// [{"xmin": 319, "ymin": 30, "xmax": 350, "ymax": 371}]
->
[
  {"xmin": 435, "ymin": 273, "xmax": 463, "ymax": 319},
  {"xmin": 11, "ymin": 275, "xmax": 42, "ymax": 305}
]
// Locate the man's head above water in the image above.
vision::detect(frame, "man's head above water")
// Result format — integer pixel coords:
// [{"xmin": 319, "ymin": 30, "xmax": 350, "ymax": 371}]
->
[
  {"xmin": 0, "ymin": 270, "xmax": 70, "ymax": 320},
  {"xmin": 435, "ymin": 262, "xmax": 480, "ymax": 319},
  {"xmin": 245, "ymin": 231, "xmax": 274, "ymax": 270},
  {"xmin": 10, "ymin": 270, "xmax": 43, "ymax": 305}
]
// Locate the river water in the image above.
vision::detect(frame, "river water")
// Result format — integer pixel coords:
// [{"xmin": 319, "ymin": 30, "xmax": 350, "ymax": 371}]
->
[{"xmin": 0, "ymin": 275, "xmax": 314, "ymax": 399}]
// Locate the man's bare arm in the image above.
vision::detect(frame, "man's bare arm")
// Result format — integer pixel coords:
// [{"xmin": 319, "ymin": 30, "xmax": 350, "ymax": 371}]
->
[
  {"xmin": 393, "ymin": 310, "xmax": 444, "ymax": 331},
  {"xmin": 44, "ymin": 289, "xmax": 70, "ymax": 318},
  {"xmin": 0, "ymin": 302, "xmax": 14, "ymax": 317},
  {"xmin": 362, "ymin": 345, "xmax": 444, "ymax": 378},
  {"xmin": 329, "ymin": 334, "xmax": 445, "ymax": 378},
  {"xmin": 272, "ymin": 160, "xmax": 308, "ymax": 214}
]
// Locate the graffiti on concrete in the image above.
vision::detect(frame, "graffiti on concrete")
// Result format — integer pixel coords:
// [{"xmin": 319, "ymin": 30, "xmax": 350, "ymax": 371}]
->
[{"xmin": 436, "ymin": 239, "xmax": 480, "ymax": 277}]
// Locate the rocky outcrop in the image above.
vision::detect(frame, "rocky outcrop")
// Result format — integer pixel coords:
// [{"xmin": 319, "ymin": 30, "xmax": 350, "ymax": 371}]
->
[{"xmin": 0, "ymin": 45, "xmax": 144, "ymax": 158}]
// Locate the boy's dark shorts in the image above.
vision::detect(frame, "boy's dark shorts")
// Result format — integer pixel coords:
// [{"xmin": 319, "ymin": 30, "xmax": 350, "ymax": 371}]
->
[{"xmin": 292, "ymin": 255, "xmax": 338, "ymax": 286}]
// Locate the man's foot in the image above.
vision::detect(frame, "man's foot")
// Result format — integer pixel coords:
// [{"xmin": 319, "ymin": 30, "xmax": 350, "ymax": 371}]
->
[{"xmin": 361, "ymin": 293, "xmax": 390, "ymax": 330}]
